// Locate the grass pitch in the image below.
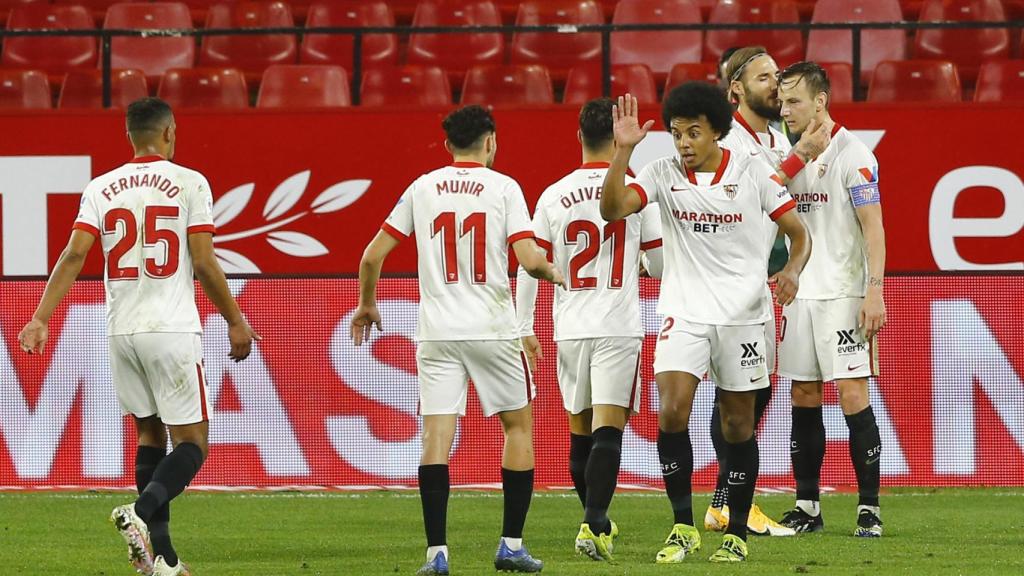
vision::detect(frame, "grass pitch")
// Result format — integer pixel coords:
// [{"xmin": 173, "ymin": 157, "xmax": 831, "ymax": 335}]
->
[{"xmin": 1, "ymin": 488, "xmax": 1021, "ymax": 575}]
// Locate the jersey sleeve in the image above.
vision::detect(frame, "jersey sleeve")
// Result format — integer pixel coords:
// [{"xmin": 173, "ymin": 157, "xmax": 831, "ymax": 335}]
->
[
  {"xmin": 530, "ymin": 200, "xmax": 553, "ymax": 254},
  {"xmin": 186, "ymin": 175, "xmax": 216, "ymax": 234},
  {"xmin": 630, "ymin": 161, "xmax": 660, "ymax": 209},
  {"xmin": 755, "ymin": 161, "xmax": 796, "ymax": 221},
  {"xmin": 382, "ymin": 181, "xmax": 415, "ymax": 240},
  {"xmin": 72, "ymin": 186, "xmax": 101, "ymax": 238},
  {"xmin": 505, "ymin": 180, "xmax": 534, "ymax": 244},
  {"xmin": 638, "ymin": 201, "xmax": 663, "ymax": 250},
  {"xmin": 844, "ymin": 145, "xmax": 881, "ymax": 208}
]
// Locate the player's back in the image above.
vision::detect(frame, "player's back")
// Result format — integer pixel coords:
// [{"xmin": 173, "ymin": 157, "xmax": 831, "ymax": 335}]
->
[{"xmin": 74, "ymin": 156, "xmax": 215, "ymax": 335}]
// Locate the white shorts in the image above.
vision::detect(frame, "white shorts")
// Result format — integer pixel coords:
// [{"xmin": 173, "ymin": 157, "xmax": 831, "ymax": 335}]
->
[
  {"xmin": 653, "ymin": 317, "xmax": 770, "ymax": 392},
  {"xmin": 557, "ymin": 337, "xmax": 642, "ymax": 414},
  {"xmin": 417, "ymin": 339, "xmax": 535, "ymax": 417},
  {"xmin": 109, "ymin": 332, "xmax": 211, "ymax": 426},
  {"xmin": 777, "ymin": 298, "xmax": 880, "ymax": 382}
]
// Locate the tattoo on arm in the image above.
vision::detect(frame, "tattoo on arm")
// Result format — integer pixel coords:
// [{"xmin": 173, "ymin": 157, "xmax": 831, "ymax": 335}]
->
[{"xmin": 869, "ymin": 276, "xmax": 884, "ymax": 288}]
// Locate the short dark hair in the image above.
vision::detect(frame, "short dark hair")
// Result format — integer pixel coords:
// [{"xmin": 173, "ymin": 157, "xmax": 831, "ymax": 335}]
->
[
  {"xmin": 126, "ymin": 97, "xmax": 173, "ymax": 135},
  {"xmin": 661, "ymin": 81, "xmax": 733, "ymax": 139},
  {"xmin": 442, "ymin": 105, "xmax": 496, "ymax": 150},
  {"xmin": 578, "ymin": 97, "xmax": 614, "ymax": 150},
  {"xmin": 778, "ymin": 61, "xmax": 832, "ymax": 108}
]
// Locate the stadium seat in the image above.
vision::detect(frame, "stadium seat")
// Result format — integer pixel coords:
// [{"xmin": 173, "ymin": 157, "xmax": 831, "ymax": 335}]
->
[
  {"xmin": 0, "ymin": 68, "xmax": 51, "ymax": 108},
  {"xmin": 704, "ymin": 0, "xmax": 804, "ymax": 69},
  {"xmin": 867, "ymin": 60, "xmax": 961, "ymax": 102},
  {"xmin": 563, "ymin": 63, "xmax": 658, "ymax": 104},
  {"xmin": 461, "ymin": 64, "xmax": 554, "ymax": 106},
  {"xmin": 360, "ymin": 65, "xmax": 452, "ymax": 107},
  {"xmin": 610, "ymin": 0, "xmax": 702, "ymax": 79},
  {"xmin": 300, "ymin": 2, "xmax": 398, "ymax": 71},
  {"xmin": 664, "ymin": 62, "xmax": 719, "ymax": 93},
  {"xmin": 914, "ymin": 0, "xmax": 1009, "ymax": 86},
  {"xmin": 157, "ymin": 67, "xmax": 249, "ymax": 108},
  {"xmin": 52, "ymin": 0, "xmax": 120, "ymax": 24},
  {"xmin": 974, "ymin": 60, "xmax": 1024, "ymax": 102},
  {"xmin": 104, "ymin": 3, "xmax": 195, "ymax": 83},
  {"xmin": 407, "ymin": 1, "xmax": 504, "ymax": 86},
  {"xmin": 818, "ymin": 61, "xmax": 853, "ymax": 104},
  {"xmin": 2, "ymin": 4, "xmax": 97, "ymax": 78},
  {"xmin": 57, "ymin": 68, "xmax": 148, "ymax": 108},
  {"xmin": 0, "ymin": 0, "xmax": 45, "ymax": 24},
  {"xmin": 256, "ymin": 64, "xmax": 350, "ymax": 107},
  {"xmin": 199, "ymin": 1, "xmax": 298, "ymax": 83},
  {"xmin": 511, "ymin": 0, "xmax": 604, "ymax": 82},
  {"xmin": 806, "ymin": 0, "xmax": 907, "ymax": 86}
]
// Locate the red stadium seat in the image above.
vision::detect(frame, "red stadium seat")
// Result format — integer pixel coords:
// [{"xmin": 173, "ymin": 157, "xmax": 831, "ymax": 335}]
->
[
  {"xmin": 806, "ymin": 0, "xmax": 907, "ymax": 86},
  {"xmin": 818, "ymin": 61, "xmax": 853, "ymax": 104},
  {"xmin": 57, "ymin": 68, "xmax": 148, "ymax": 108},
  {"xmin": 199, "ymin": 2, "xmax": 297, "ymax": 83},
  {"xmin": 157, "ymin": 67, "xmax": 249, "ymax": 108},
  {"xmin": 461, "ymin": 64, "xmax": 554, "ymax": 106},
  {"xmin": 0, "ymin": 68, "xmax": 51, "ymax": 108},
  {"xmin": 407, "ymin": 1, "xmax": 503, "ymax": 85},
  {"xmin": 974, "ymin": 60, "xmax": 1024, "ymax": 102},
  {"xmin": 664, "ymin": 62, "xmax": 719, "ymax": 93},
  {"xmin": 105, "ymin": 3, "xmax": 195, "ymax": 83},
  {"xmin": 511, "ymin": 0, "xmax": 604, "ymax": 82},
  {"xmin": 914, "ymin": 0, "xmax": 1009, "ymax": 86},
  {"xmin": 563, "ymin": 63, "xmax": 658, "ymax": 104},
  {"xmin": 300, "ymin": 2, "xmax": 398, "ymax": 71},
  {"xmin": 52, "ymin": 0, "xmax": 120, "ymax": 24},
  {"xmin": 0, "ymin": 0, "xmax": 45, "ymax": 23},
  {"xmin": 610, "ymin": 0, "xmax": 702, "ymax": 79},
  {"xmin": 705, "ymin": 0, "xmax": 804, "ymax": 69},
  {"xmin": 867, "ymin": 60, "xmax": 961, "ymax": 102},
  {"xmin": 360, "ymin": 65, "xmax": 452, "ymax": 107},
  {"xmin": 256, "ymin": 64, "xmax": 350, "ymax": 107},
  {"xmin": 2, "ymin": 5, "xmax": 96, "ymax": 78}
]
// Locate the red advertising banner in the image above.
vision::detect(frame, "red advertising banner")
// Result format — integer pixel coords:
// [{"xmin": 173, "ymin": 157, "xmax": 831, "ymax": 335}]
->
[
  {"xmin": 0, "ymin": 104, "xmax": 1021, "ymax": 278},
  {"xmin": 1, "ymin": 275, "xmax": 1021, "ymax": 489}
]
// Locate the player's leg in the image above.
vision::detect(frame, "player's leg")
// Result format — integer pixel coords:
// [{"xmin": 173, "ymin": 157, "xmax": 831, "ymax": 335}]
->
[
  {"xmin": 568, "ymin": 410, "xmax": 593, "ymax": 508},
  {"xmin": 837, "ymin": 377, "xmax": 883, "ymax": 537},
  {"xmin": 558, "ymin": 339, "xmax": 594, "ymax": 509},
  {"xmin": 706, "ymin": 388, "xmax": 729, "ymax": 530},
  {"xmin": 134, "ymin": 416, "xmax": 179, "ymax": 568}
]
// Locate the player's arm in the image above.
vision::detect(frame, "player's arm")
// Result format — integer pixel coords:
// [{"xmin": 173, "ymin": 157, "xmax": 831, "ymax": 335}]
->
[
  {"xmin": 773, "ymin": 118, "xmax": 831, "ymax": 186},
  {"xmin": 351, "ymin": 230, "xmax": 401, "ymax": 346},
  {"xmin": 512, "ymin": 238, "xmax": 565, "ymax": 287},
  {"xmin": 515, "ymin": 262, "xmax": 542, "ymax": 371},
  {"xmin": 855, "ymin": 202, "xmax": 886, "ymax": 340},
  {"xmin": 18, "ymin": 229, "xmax": 95, "ymax": 354},
  {"xmin": 770, "ymin": 210, "xmax": 811, "ymax": 306},
  {"xmin": 641, "ymin": 247, "xmax": 664, "ymax": 279},
  {"xmin": 190, "ymin": 231, "xmax": 260, "ymax": 361},
  {"xmin": 600, "ymin": 94, "xmax": 654, "ymax": 221}
]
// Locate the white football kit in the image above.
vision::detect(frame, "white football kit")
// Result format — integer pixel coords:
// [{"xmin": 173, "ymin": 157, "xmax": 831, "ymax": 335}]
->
[
  {"xmin": 777, "ymin": 125, "xmax": 882, "ymax": 382},
  {"xmin": 383, "ymin": 162, "xmax": 536, "ymax": 416},
  {"xmin": 516, "ymin": 162, "xmax": 663, "ymax": 413},
  {"xmin": 73, "ymin": 155, "xmax": 216, "ymax": 425}
]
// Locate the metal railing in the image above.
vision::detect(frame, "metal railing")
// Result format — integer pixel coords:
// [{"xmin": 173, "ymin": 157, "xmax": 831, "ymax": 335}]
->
[{"xmin": 1, "ymin": 19, "xmax": 1020, "ymax": 107}]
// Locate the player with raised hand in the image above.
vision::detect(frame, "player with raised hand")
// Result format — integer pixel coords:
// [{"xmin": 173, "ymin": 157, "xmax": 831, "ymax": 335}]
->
[
  {"xmin": 351, "ymin": 105, "xmax": 563, "ymax": 575},
  {"xmin": 18, "ymin": 97, "xmax": 259, "ymax": 576},
  {"xmin": 515, "ymin": 97, "xmax": 663, "ymax": 562},
  {"xmin": 775, "ymin": 62, "xmax": 888, "ymax": 538},
  {"xmin": 601, "ymin": 86, "xmax": 811, "ymax": 563}
]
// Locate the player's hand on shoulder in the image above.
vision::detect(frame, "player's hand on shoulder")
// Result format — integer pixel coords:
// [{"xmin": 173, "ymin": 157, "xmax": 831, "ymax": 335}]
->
[
  {"xmin": 859, "ymin": 293, "xmax": 886, "ymax": 340},
  {"xmin": 350, "ymin": 303, "xmax": 382, "ymax": 346},
  {"xmin": 18, "ymin": 318, "xmax": 48, "ymax": 355},
  {"xmin": 769, "ymin": 267, "xmax": 800, "ymax": 307},
  {"xmin": 613, "ymin": 94, "xmax": 655, "ymax": 148},
  {"xmin": 521, "ymin": 335, "xmax": 542, "ymax": 372},
  {"xmin": 228, "ymin": 318, "xmax": 260, "ymax": 362}
]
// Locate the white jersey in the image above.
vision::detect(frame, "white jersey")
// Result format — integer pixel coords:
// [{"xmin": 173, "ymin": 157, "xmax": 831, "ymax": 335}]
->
[
  {"xmin": 383, "ymin": 162, "xmax": 533, "ymax": 341},
  {"xmin": 528, "ymin": 162, "xmax": 662, "ymax": 340},
  {"xmin": 786, "ymin": 125, "xmax": 879, "ymax": 299},
  {"xmin": 631, "ymin": 148, "xmax": 796, "ymax": 325},
  {"xmin": 73, "ymin": 156, "xmax": 216, "ymax": 336}
]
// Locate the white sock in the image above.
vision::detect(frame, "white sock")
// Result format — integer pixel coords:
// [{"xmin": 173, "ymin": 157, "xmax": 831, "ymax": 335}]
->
[
  {"xmin": 426, "ymin": 545, "xmax": 448, "ymax": 562},
  {"xmin": 502, "ymin": 537, "xmax": 523, "ymax": 551},
  {"xmin": 857, "ymin": 505, "xmax": 880, "ymax": 516},
  {"xmin": 796, "ymin": 499, "xmax": 820, "ymax": 517}
]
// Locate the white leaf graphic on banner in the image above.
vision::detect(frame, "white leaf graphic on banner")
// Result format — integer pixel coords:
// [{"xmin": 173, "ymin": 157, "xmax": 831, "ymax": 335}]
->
[
  {"xmin": 267, "ymin": 231, "xmax": 329, "ymax": 257},
  {"xmin": 263, "ymin": 170, "xmax": 311, "ymax": 220},
  {"xmin": 212, "ymin": 183, "xmax": 254, "ymax": 227},
  {"xmin": 215, "ymin": 248, "xmax": 261, "ymax": 273},
  {"xmin": 310, "ymin": 179, "xmax": 372, "ymax": 214}
]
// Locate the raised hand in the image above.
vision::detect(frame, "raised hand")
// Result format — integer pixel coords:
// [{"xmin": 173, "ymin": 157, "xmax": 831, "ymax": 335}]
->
[{"xmin": 612, "ymin": 93, "xmax": 655, "ymax": 149}]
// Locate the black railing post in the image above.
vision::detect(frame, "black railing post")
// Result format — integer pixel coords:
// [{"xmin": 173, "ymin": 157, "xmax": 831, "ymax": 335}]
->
[
  {"xmin": 601, "ymin": 28, "xmax": 611, "ymax": 98},
  {"xmin": 851, "ymin": 24, "xmax": 863, "ymax": 102},
  {"xmin": 352, "ymin": 30, "xmax": 363, "ymax": 106},
  {"xmin": 102, "ymin": 32, "xmax": 112, "ymax": 109}
]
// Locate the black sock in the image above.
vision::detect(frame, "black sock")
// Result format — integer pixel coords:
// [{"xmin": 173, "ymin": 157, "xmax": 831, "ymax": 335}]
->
[
  {"xmin": 754, "ymin": 384, "xmax": 772, "ymax": 428},
  {"xmin": 845, "ymin": 406, "xmax": 881, "ymax": 508},
  {"xmin": 583, "ymin": 426, "xmax": 623, "ymax": 534},
  {"xmin": 136, "ymin": 446, "xmax": 176, "ymax": 566},
  {"xmin": 419, "ymin": 464, "xmax": 449, "ymax": 547},
  {"xmin": 134, "ymin": 443, "xmax": 204, "ymax": 524},
  {"xmin": 569, "ymin": 433, "xmax": 593, "ymax": 509},
  {"xmin": 791, "ymin": 406, "xmax": 825, "ymax": 503},
  {"xmin": 709, "ymin": 395, "xmax": 728, "ymax": 509},
  {"xmin": 658, "ymin": 429, "xmax": 693, "ymax": 526},
  {"xmin": 501, "ymin": 468, "xmax": 534, "ymax": 539},
  {"xmin": 724, "ymin": 436, "xmax": 759, "ymax": 541}
]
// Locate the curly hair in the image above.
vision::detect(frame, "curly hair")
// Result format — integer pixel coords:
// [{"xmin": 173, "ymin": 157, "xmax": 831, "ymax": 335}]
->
[
  {"xmin": 578, "ymin": 97, "xmax": 614, "ymax": 150},
  {"xmin": 661, "ymin": 82, "xmax": 733, "ymax": 139},
  {"xmin": 442, "ymin": 105, "xmax": 496, "ymax": 150}
]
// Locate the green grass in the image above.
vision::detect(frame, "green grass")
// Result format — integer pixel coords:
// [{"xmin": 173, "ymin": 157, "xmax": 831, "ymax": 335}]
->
[{"xmin": 1, "ymin": 489, "xmax": 1022, "ymax": 575}]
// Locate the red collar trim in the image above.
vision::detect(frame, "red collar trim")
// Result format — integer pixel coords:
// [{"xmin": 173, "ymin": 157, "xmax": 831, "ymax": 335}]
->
[
  {"xmin": 130, "ymin": 155, "xmax": 166, "ymax": 163},
  {"xmin": 451, "ymin": 161, "xmax": 484, "ymax": 168},
  {"xmin": 580, "ymin": 161, "xmax": 610, "ymax": 169},
  {"xmin": 685, "ymin": 148, "xmax": 731, "ymax": 185},
  {"xmin": 734, "ymin": 111, "xmax": 774, "ymax": 148},
  {"xmin": 831, "ymin": 123, "xmax": 842, "ymax": 138}
]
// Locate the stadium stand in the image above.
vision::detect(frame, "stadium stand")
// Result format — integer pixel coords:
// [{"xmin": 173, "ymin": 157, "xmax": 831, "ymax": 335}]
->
[
  {"xmin": 818, "ymin": 61, "xmax": 853, "ymax": 103},
  {"xmin": 664, "ymin": 62, "xmax": 719, "ymax": 93},
  {"xmin": 806, "ymin": 0, "xmax": 907, "ymax": 86},
  {"xmin": 198, "ymin": 1, "xmax": 297, "ymax": 85},
  {"xmin": 511, "ymin": 0, "xmax": 604, "ymax": 84},
  {"xmin": 461, "ymin": 63, "xmax": 554, "ymax": 105},
  {"xmin": 360, "ymin": 65, "xmax": 453, "ymax": 107},
  {"xmin": 974, "ymin": 60, "xmax": 1024, "ymax": 102},
  {"xmin": 867, "ymin": 59, "xmax": 962, "ymax": 102},
  {"xmin": 157, "ymin": 67, "xmax": 250, "ymax": 108},
  {"xmin": 0, "ymin": 68, "xmax": 50, "ymax": 108},
  {"xmin": 610, "ymin": 0, "xmax": 702, "ymax": 80},
  {"xmin": 2, "ymin": 4, "xmax": 96, "ymax": 82},
  {"xmin": 563, "ymin": 63, "xmax": 658, "ymax": 104},
  {"xmin": 407, "ymin": 0, "xmax": 504, "ymax": 86},
  {"xmin": 914, "ymin": 0, "xmax": 1009, "ymax": 86},
  {"xmin": 57, "ymin": 68, "xmax": 148, "ymax": 108},
  {"xmin": 299, "ymin": 1, "xmax": 399, "ymax": 71},
  {"xmin": 105, "ymin": 2, "xmax": 196, "ymax": 84},
  {"xmin": 705, "ymin": 0, "xmax": 804, "ymax": 69},
  {"xmin": 256, "ymin": 64, "xmax": 350, "ymax": 107}
]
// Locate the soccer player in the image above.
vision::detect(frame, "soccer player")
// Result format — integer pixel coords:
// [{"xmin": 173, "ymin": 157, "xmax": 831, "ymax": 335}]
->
[
  {"xmin": 775, "ymin": 62, "xmax": 887, "ymax": 538},
  {"xmin": 350, "ymin": 105, "xmax": 564, "ymax": 575},
  {"xmin": 515, "ymin": 97, "xmax": 663, "ymax": 561},
  {"xmin": 17, "ymin": 97, "xmax": 259, "ymax": 576},
  {"xmin": 601, "ymin": 85, "xmax": 811, "ymax": 563}
]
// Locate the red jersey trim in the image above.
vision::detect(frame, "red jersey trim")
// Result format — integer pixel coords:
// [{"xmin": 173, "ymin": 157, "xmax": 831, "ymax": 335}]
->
[
  {"xmin": 129, "ymin": 155, "xmax": 166, "ymax": 163},
  {"xmin": 640, "ymin": 238, "xmax": 663, "ymax": 250},
  {"xmin": 508, "ymin": 230, "xmax": 535, "ymax": 245},
  {"xmin": 186, "ymin": 224, "xmax": 216, "ymax": 235},
  {"xmin": 684, "ymin": 148, "xmax": 730, "ymax": 185},
  {"xmin": 580, "ymin": 161, "xmax": 610, "ymax": 169},
  {"xmin": 769, "ymin": 199, "xmax": 797, "ymax": 221},
  {"xmin": 734, "ymin": 111, "xmax": 773, "ymax": 148},
  {"xmin": 627, "ymin": 182, "xmax": 648, "ymax": 209},
  {"xmin": 831, "ymin": 123, "xmax": 842, "ymax": 138},
  {"xmin": 72, "ymin": 221, "xmax": 100, "ymax": 238},
  {"xmin": 196, "ymin": 363, "xmax": 209, "ymax": 421},
  {"xmin": 451, "ymin": 161, "xmax": 485, "ymax": 168},
  {"xmin": 381, "ymin": 222, "xmax": 409, "ymax": 240},
  {"xmin": 534, "ymin": 237, "xmax": 553, "ymax": 251}
]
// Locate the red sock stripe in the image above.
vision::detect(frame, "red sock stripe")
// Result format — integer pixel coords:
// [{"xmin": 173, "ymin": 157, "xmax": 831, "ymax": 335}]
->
[
  {"xmin": 196, "ymin": 363, "xmax": 209, "ymax": 421},
  {"xmin": 520, "ymin": 351, "xmax": 533, "ymax": 402}
]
